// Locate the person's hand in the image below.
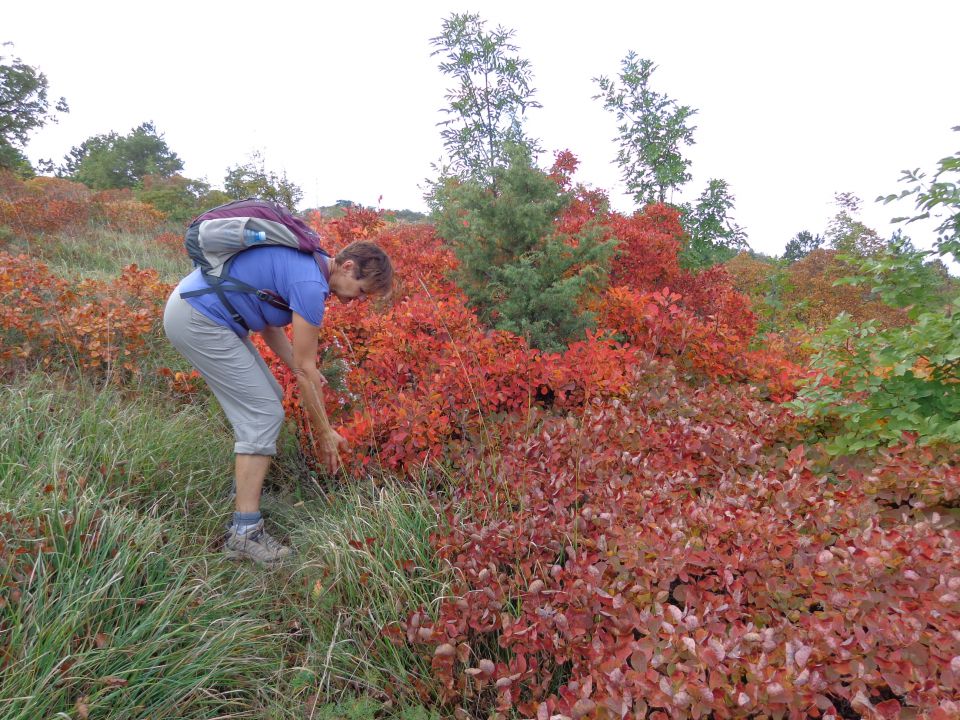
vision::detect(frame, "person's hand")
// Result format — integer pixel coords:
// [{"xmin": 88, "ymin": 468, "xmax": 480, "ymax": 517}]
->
[{"xmin": 316, "ymin": 428, "xmax": 348, "ymax": 475}]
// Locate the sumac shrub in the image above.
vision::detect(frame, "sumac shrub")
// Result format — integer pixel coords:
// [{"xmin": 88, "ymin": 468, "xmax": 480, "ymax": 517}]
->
[{"xmin": 0, "ymin": 252, "xmax": 170, "ymax": 381}]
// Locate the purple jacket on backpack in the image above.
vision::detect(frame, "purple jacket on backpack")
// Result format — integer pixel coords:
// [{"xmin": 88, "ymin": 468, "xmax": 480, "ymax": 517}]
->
[{"xmin": 187, "ymin": 198, "xmax": 329, "ymax": 280}]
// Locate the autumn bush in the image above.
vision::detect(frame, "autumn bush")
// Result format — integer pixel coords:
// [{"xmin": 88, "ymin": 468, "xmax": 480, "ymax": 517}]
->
[
  {"xmin": 0, "ymin": 173, "xmax": 91, "ymax": 237},
  {"xmin": 0, "ymin": 251, "xmax": 171, "ymax": 382},
  {"xmin": 278, "ymin": 201, "xmax": 801, "ymax": 478},
  {"xmin": 91, "ymin": 193, "xmax": 166, "ymax": 233},
  {"xmin": 0, "ymin": 172, "xmax": 165, "ymax": 241},
  {"xmin": 399, "ymin": 385, "xmax": 959, "ymax": 719},
  {"xmin": 780, "ymin": 250, "xmax": 909, "ymax": 331}
]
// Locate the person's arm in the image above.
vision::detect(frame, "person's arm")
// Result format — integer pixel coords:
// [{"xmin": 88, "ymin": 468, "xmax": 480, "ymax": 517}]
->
[
  {"xmin": 289, "ymin": 313, "xmax": 346, "ymax": 474},
  {"xmin": 260, "ymin": 325, "xmax": 328, "ymax": 387},
  {"xmin": 259, "ymin": 325, "xmax": 295, "ymax": 369}
]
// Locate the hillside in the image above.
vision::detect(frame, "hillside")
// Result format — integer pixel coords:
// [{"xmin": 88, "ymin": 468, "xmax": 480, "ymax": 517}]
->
[{"xmin": 0, "ymin": 172, "xmax": 958, "ymax": 719}]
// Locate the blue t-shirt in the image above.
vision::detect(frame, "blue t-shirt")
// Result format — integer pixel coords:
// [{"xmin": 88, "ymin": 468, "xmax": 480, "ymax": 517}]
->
[{"xmin": 179, "ymin": 246, "xmax": 329, "ymax": 336}]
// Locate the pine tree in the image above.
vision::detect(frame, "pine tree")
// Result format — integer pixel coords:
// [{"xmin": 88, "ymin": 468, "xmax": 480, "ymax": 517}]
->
[{"xmin": 435, "ymin": 144, "xmax": 616, "ymax": 351}]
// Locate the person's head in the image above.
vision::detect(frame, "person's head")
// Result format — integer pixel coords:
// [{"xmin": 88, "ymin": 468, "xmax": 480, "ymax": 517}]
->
[{"xmin": 328, "ymin": 241, "xmax": 394, "ymax": 302}]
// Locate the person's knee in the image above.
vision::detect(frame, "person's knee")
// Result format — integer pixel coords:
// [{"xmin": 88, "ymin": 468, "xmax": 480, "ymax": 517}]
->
[
  {"xmin": 263, "ymin": 400, "xmax": 285, "ymax": 439},
  {"xmin": 233, "ymin": 399, "xmax": 284, "ymax": 456}
]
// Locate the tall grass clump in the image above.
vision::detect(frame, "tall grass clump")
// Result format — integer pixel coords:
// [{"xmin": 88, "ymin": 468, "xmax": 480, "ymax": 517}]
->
[
  {"xmin": 0, "ymin": 374, "xmax": 459, "ymax": 718},
  {"xmin": 0, "ymin": 374, "xmax": 282, "ymax": 717},
  {"xmin": 0, "ymin": 374, "xmax": 230, "ymax": 516},
  {"xmin": 38, "ymin": 224, "xmax": 191, "ymax": 285},
  {"xmin": 0, "ymin": 487, "xmax": 281, "ymax": 719},
  {"xmin": 255, "ymin": 475, "xmax": 454, "ymax": 715}
]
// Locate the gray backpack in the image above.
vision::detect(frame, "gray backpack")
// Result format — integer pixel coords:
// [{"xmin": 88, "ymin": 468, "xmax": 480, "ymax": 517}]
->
[{"xmin": 180, "ymin": 198, "xmax": 330, "ymax": 329}]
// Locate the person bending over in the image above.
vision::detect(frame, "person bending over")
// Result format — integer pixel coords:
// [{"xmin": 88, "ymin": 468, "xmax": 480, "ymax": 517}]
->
[{"xmin": 164, "ymin": 238, "xmax": 393, "ymax": 565}]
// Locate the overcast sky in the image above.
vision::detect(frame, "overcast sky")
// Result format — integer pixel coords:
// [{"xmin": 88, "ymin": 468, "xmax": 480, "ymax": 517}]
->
[{"xmin": 6, "ymin": 0, "xmax": 958, "ymax": 258}]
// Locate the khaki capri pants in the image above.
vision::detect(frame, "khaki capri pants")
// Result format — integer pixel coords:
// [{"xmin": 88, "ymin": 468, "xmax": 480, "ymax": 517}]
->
[{"xmin": 163, "ymin": 286, "xmax": 285, "ymax": 456}]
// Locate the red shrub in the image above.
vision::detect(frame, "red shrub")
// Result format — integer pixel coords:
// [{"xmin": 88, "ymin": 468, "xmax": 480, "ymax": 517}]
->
[
  {"xmin": 608, "ymin": 204, "xmax": 685, "ymax": 292},
  {"xmin": 0, "ymin": 253, "xmax": 171, "ymax": 380},
  {"xmin": 91, "ymin": 196, "xmax": 166, "ymax": 233},
  {"xmin": 256, "ymin": 210, "xmax": 957, "ymax": 718},
  {"xmin": 0, "ymin": 196, "xmax": 90, "ymax": 236},
  {"xmin": 398, "ymin": 378, "xmax": 959, "ymax": 718}
]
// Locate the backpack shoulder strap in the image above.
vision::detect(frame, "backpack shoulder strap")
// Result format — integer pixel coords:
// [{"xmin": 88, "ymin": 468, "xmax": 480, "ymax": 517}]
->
[{"xmin": 314, "ymin": 251, "xmax": 330, "ymax": 282}]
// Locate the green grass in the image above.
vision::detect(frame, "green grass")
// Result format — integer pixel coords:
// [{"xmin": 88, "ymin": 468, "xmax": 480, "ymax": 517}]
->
[
  {"xmin": 29, "ymin": 222, "xmax": 192, "ymax": 284},
  {"xmin": 0, "ymin": 375, "xmax": 455, "ymax": 718},
  {"xmin": 275, "ymin": 474, "xmax": 451, "ymax": 698},
  {"xmin": 0, "ymin": 493, "xmax": 278, "ymax": 719}
]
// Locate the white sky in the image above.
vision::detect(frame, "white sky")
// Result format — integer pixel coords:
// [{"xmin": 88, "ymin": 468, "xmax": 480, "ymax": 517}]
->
[{"xmin": 6, "ymin": 0, "xmax": 959, "ymax": 258}]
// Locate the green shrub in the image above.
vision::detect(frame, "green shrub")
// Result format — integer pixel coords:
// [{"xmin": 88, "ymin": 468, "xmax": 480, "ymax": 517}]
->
[{"xmin": 788, "ymin": 134, "xmax": 960, "ymax": 453}]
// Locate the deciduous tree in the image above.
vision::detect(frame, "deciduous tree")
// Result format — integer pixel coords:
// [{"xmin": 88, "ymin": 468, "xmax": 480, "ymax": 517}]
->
[
  {"xmin": 679, "ymin": 178, "xmax": 748, "ymax": 269},
  {"xmin": 63, "ymin": 122, "xmax": 182, "ymax": 190},
  {"xmin": 136, "ymin": 174, "xmax": 229, "ymax": 223},
  {"xmin": 0, "ymin": 43, "xmax": 68, "ymax": 175},
  {"xmin": 826, "ymin": 192, "xmax": 886, "ymax": 256},
  {"xmin": 593, "ymin": 52, "xmax": 695, "ymax": 206},
  {"xmin": 429, "ymin": 12, "xmax": 541, "ymax": 190},
  {"xmin": 223, "ymin": 151, "xmax": 302, "ymax": 210},
  {"xmin": 595, "ymin": 55, "xmax": 747, "ymax": 267},
  {"xmin": 782, "ymin": 229, "xmax": 823, "ymax": 263}
]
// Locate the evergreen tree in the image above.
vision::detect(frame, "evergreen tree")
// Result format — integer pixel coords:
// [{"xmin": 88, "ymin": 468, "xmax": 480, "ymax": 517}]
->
[
  {"xmin": 782, "ymin": 230, "xmax": 824, "ymax": 263},
  {"xmin": 435, "ymin": 144, "xmax": 615, "ymax": 352}
]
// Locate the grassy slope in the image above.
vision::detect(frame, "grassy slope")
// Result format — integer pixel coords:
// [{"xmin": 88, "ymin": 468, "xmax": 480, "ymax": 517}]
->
[{"xmin": 0, "ymin": 224, "xmax": 452, "ymax": 719}]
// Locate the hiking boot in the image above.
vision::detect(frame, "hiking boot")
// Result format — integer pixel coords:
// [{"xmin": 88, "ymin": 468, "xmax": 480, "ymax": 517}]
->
[{"xmin": 223, "ymin": 520, "xmax": 292, "ymax": 566}]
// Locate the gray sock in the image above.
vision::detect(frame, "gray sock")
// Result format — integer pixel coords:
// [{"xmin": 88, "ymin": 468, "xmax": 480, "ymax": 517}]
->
[{"xmin": 233, "ymin": 511, "xmax": 262, "ymax": 534}]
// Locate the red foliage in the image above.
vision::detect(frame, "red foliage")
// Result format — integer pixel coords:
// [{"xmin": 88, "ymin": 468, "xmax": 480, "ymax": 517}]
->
[
  {"xmin": 596, "ymin": 286, "xmax": 803, "ymax": 400},
  {"xmin": 671, "ymin": 265, "xmax": 758, "ymax": 345},
  {"xmin": 264, "ymin": 205, "xmax": 957, "ymax": 716},
  {"xmin": 0, "ymin": 173, "xmax": 164, "ymax": 237},
  {"xmin": 607, "ymin": 204, "xmax": 685, "ymax": 292},
  {"xmin": 0, "ymin": 197, "xmax": 90, "ymax": 236},
  {"xmin": 154, "ymin": 230, "xmax": 185, "ymax": 255},
  {"xmin": 549, "ymin": 150, "xmax": 580, "ymax": 191},
  {"xmin": 307, "ymin": 204, "xmax": 388, "ymax": 252},
  {"xmin": 0, "ymin": 253, "xmax": 171, "ymax": 380},
  {"xmin": 399, "ymin": 378, "xmax": 959, "ymax": 718},
  {"xmin": 157, "ymin": 366, "xmax": 204, "ymax": 398},
  {"xmin": 90, "ymin": 191, "xmax": 166, "ymax": 233}
]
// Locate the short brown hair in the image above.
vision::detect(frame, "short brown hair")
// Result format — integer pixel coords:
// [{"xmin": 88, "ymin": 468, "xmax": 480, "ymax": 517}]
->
[{"xmin": 335, "ymin": 241, "xmax": 394, "ymax": 296}]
